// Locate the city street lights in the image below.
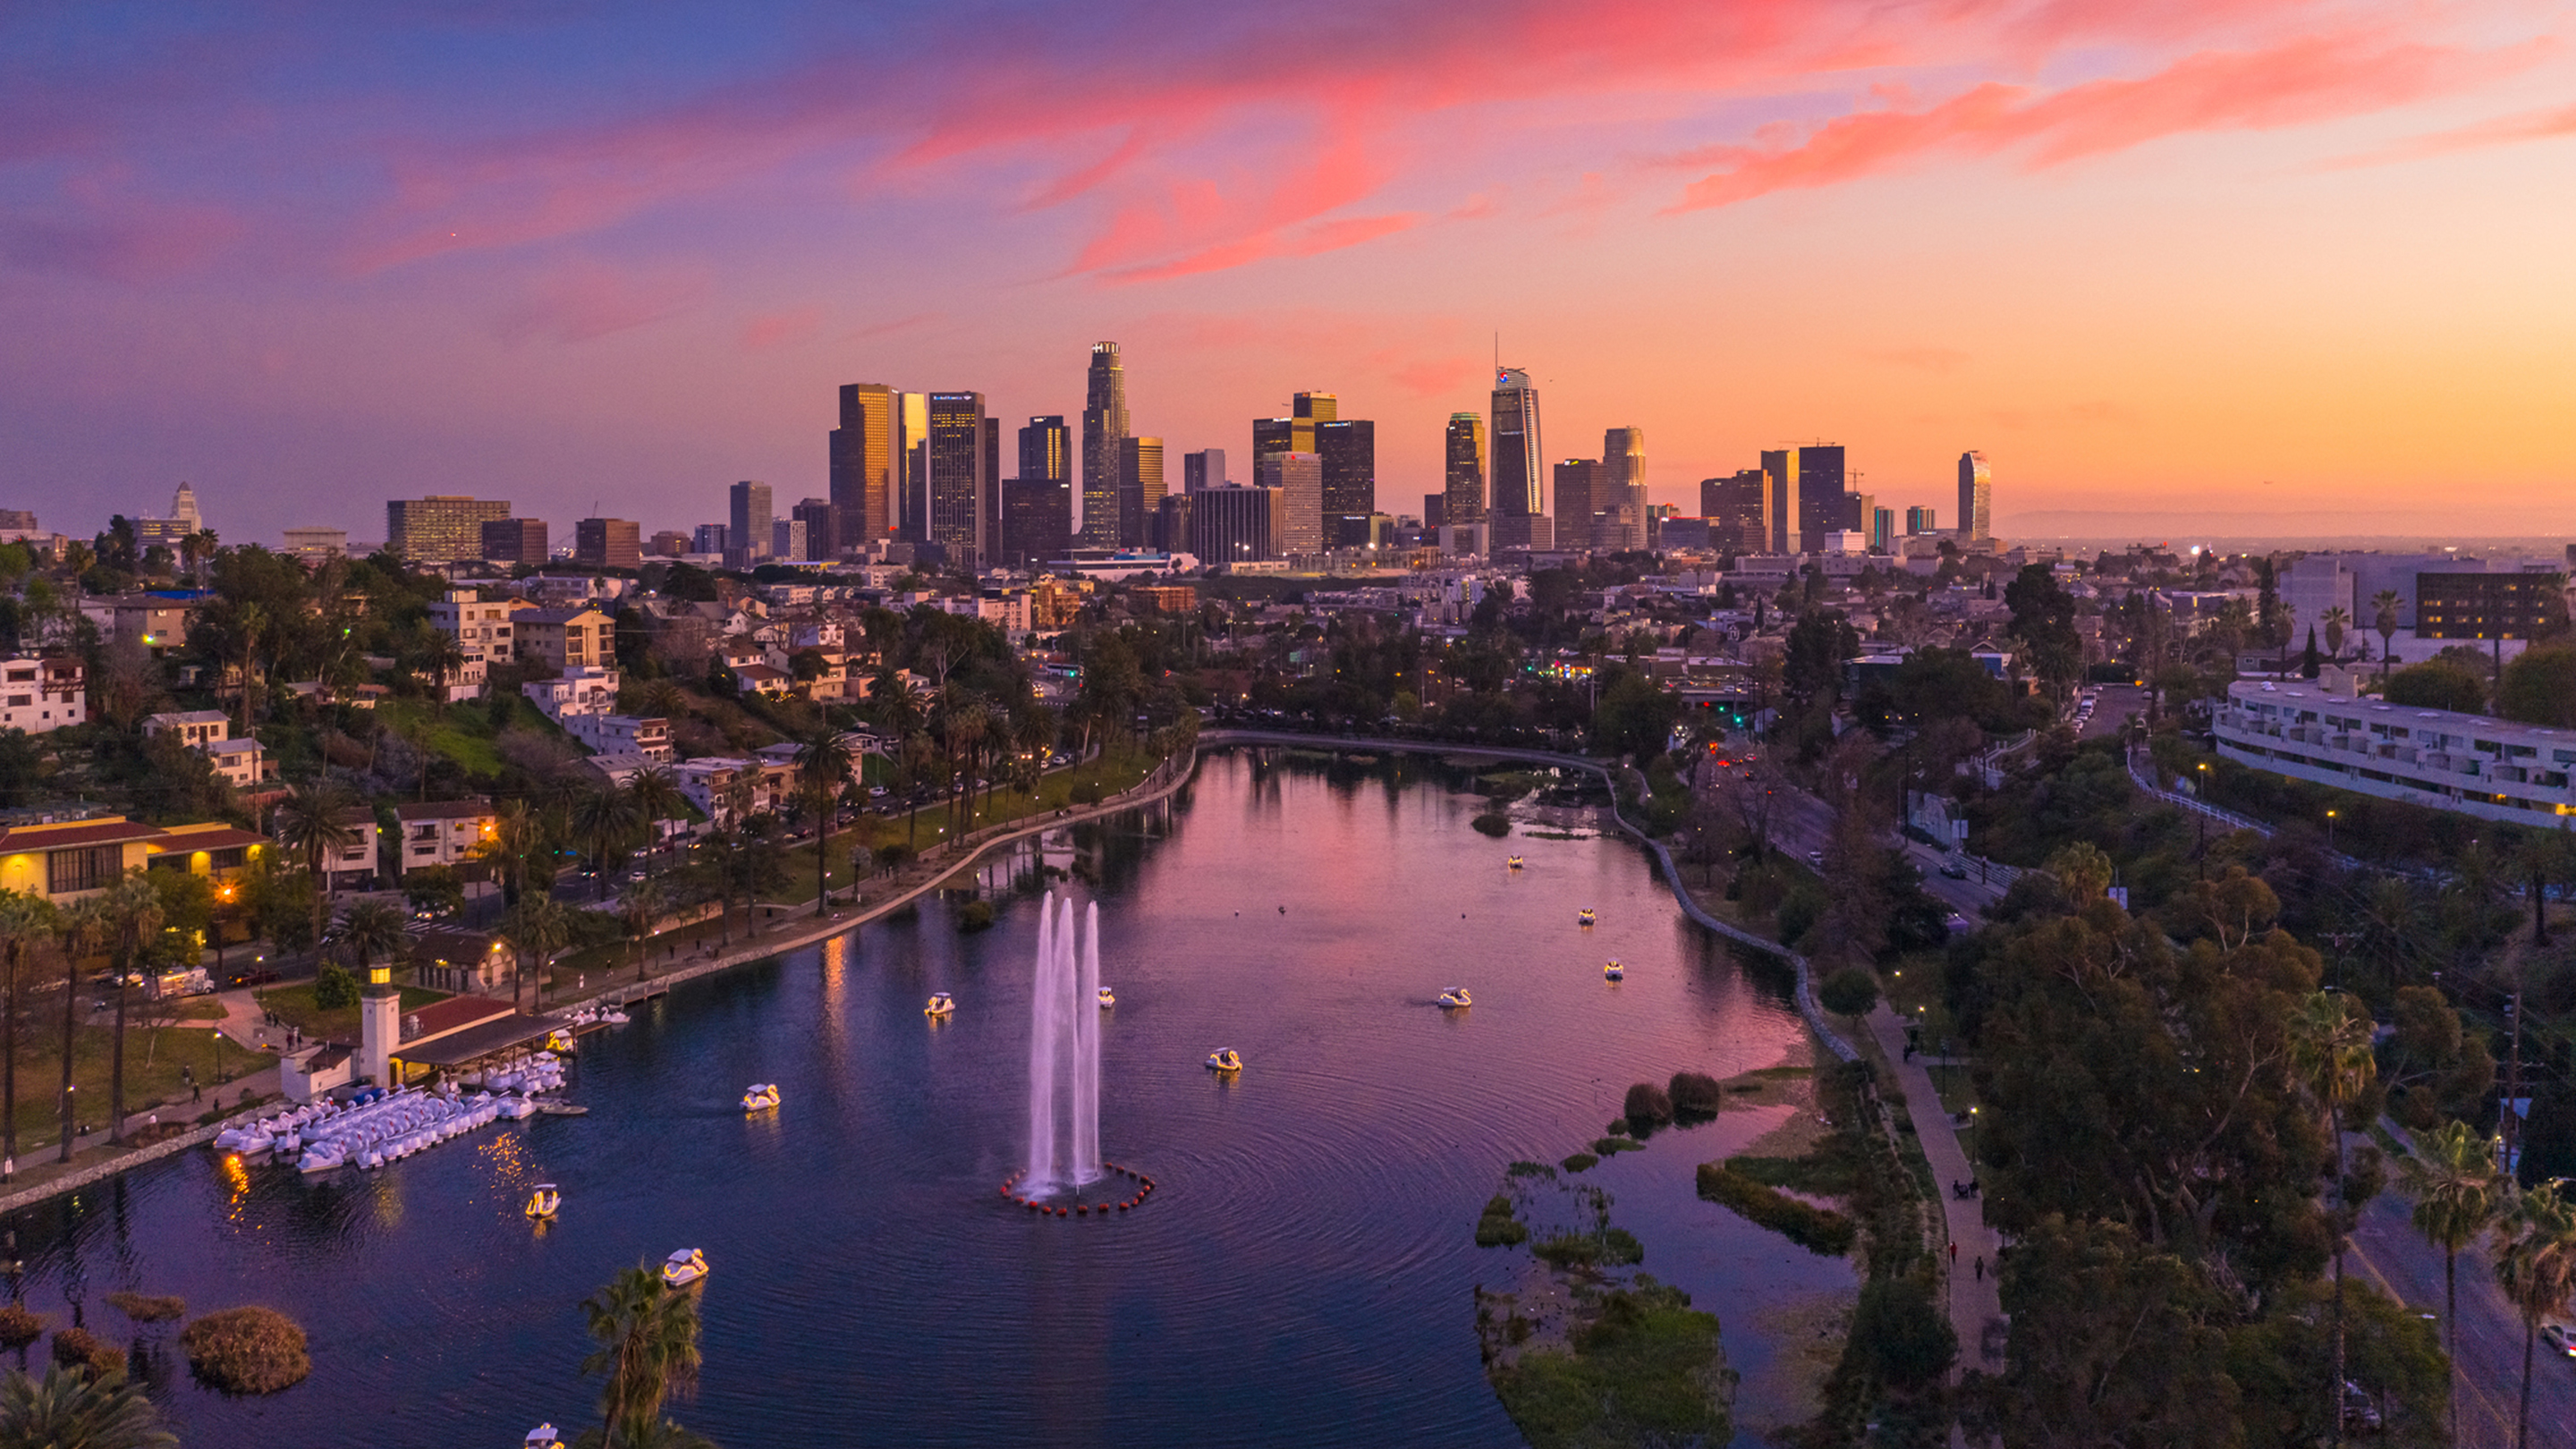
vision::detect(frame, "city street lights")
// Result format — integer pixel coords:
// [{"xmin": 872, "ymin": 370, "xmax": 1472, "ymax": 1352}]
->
[{"xmin": 2325, "ymin": 809, "xmax": 2337, "ymax": 853}]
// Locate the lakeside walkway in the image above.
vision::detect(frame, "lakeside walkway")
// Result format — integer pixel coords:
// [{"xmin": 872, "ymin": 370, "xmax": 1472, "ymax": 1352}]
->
[{"xmin": 1863, "ymin": 1004, "xmax": 2004, "ymax": 1382}]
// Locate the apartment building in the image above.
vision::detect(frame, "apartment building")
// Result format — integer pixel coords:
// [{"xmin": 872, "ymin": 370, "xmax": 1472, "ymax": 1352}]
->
[
  {"xmin": 2215, "ymin": 679, "xmax": 2576, "ymax": 826},
  {"xmin": 514, "ymin": 606, "xmax": 615, "ymax": 674},
  {"xmin": 392, "ymin": 799, "xmax": 498, "ymax": 876},
  {"xmin": 428, "ymin": 590, "xmax": 515, "ymax": 701},
  {"xmin": 0, "ymin": 656, "xmax": 86, "ymax": 733}
]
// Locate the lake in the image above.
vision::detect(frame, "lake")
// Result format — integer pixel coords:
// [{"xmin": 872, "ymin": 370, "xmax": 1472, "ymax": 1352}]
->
[{"xmin": 3, "ymin": 748, "xmax": 1850, "ymax": 1446}]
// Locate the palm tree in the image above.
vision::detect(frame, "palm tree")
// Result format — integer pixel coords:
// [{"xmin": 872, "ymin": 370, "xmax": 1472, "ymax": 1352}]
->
[
  {"xmin": 0, "ymin": 891, "xmax": 56, "ymax": 1174},
  {"xmin": 625, "ymin": 766, "xmax": 683, "ymax": 865},
  {"xmin": 2291, "ymin": 988, "xmax": 2376, "ymax": 1443},
  {"xmin": 2494, "ymin": 1181, "xmax": 2576, "ymax": 1449},
  {"xmin": 501, "ymin": 895, "xmax": 573, "ymax": 1013},
  {"xmin": 570, "ymin": 784, "xmax": 643, "ymax": 902},
  {"xmin": 637, "ymin": 676, "xmax": 687, "ymax": 722},
  {"xmin": 0, "ymin": 1365, "xmax": 176, "ymax": 1448},
  {"xmin": 620, "ymin": 878, "xmax": 667, "ymax": 979},
  {"xmin": 2398, "ymin": 1118, "xmax": 2505, "ymax": 1447},
  {"xmin": 2372, "ymin": 589, "xmax": 2402, "ymax": 675},
  {"xmin": 328, "ymin": 899, "xmax": 411, "ymax": 985},
  {"xmin": 791, "ymin": 728, "xmax": 854, "ymax": 916},
  {"xmin": 93, "ymin": 874, "xmax": 163, "ymax": 1145},
  {"xmin": 417, "ymin": 627, "xmax": 466, "ymax": 702},
  {"xmin": 2318, "ymin": 605, "xmax": 2351, "ymax": 662},
  {"xmin": 230, "ymin": 600, "xmax": 267, "ymax": 733},
  {"xmin": 54, "ymin": 902, "xmax": 104, "ymax": 1162},
  {"xmin": 484, "ymin": 799, "xmax": 542, "ymax": 907},
  {"xmin": 579, "ymin": 1263, "xmax": 704, "ymax": 1449},
  {"xmin": 272, "ymin": 781, "xmax": 360, "ymax": 951}
]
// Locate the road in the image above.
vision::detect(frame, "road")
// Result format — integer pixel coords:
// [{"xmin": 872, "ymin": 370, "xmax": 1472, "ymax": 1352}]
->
[
  {"xmin": 2348, "ymin": 1177, "xmax": 2576, "ymax": 1447},
  {"xmin": 2078, "ymin": 683, "xmax": 2146, "ymax": 741}
]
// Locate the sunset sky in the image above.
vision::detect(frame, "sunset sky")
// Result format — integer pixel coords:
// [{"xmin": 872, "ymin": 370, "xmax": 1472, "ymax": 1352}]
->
[{"xmin": 4, "ymin": 0, "xmax": 2572, "ymax": 545}]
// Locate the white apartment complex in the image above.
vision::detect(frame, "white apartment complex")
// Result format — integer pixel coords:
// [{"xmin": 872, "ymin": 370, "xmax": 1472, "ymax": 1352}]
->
[{"xmin": 2215, "ymin": 679, "xmax": 2576, "ymax": 826}]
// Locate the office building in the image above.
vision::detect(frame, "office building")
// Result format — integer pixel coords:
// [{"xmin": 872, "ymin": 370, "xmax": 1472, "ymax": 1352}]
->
[
  {"xmin": 1488, "ymin": 369, "xmax": 1549, "ymax": 550},
  {"xmin": 1756, "ymin": 445, "xmax": 1844, "ymax": 553},
  {"xmin": 787, "ymin": 502, "xmax": 838, "ymax": 565},
  {"xmin": 772, "ymin": 519, "xmax": 809, "ymax": 563},
  {"xmin": 387, "ymin": 496, "xmax": 511, "ymax": 564},
  {"xmin": 1657, "ymin": 517, "xmax": 1712, "ymax": 551},
  {"xmin": 1554, "ymin": 460, "xmax": 1604, "ymax": 552},
  {"xmin": 136, "ymin": 483, "xmax": 204, "ymax": 549},
  {"xmin": 923, "ymin": 393, "xmax": 989, "ymax": 564},
  {"xmin": 1002, "ymin": 477, "xmax": 1072, "ymax": 569},
  {"xmin": 691, "ymin": 523, "xmax": 729, "ymax": 556},
  {"xmin": 1872, "ymin": 507, "xmax": 1895, "ymax": 553},
  {"xmin": 1258, "ymin": 452, "xmax": 1323, "ymax": 555},
  {"xmin": 1021, "ymin": 417, "xmax": 1071, "ymax": 494},
  {"xmin": 1700, "ymin": 471, "xmax": 1767, "ymax": 553},
  {"xmin": 1423, "ymin": 495, "xmax": 1445, "ymax": 530},
  {"xmin": 729, "ymin": 481, "xmax": 774, "ymax": 565},
  {"xmin": 830, "ymin": 383, "xmax": 897, "ymax": 548},
  {"xmin": 1601, "ymin": 428, "xmax": 1647, "ymax": 551},
  {"xmin": 1905, "ymin": 506, "xmax": 1938, "ymax": 536},
  {"xmin": 1153, "ymin": 493, "xmax": 1192, "ymax": 555},
  {"xmin": 2416, "ymin": 572, "xmax": 2567, "ymax": 640},
  {"xmin": 479, "ymin": 518, "xmax": 548, "ymax": 567},
  {"xmin": 1183, "ymin": 448, "xmax": 1226, "ymax": 493},
  {"xmin": 1957, "ymin": 451, "xmax": 1992, "ymax": 543},
  {"xmin": 283, "ymin": 526, "xmax": 348, "ymax": 563},
  {"xmin": 649, "ymin": 530, "xmax": 691, "ymax": 557},
  {"xmin": 1190, "ymin": 484, "xmax": 1286, "ymax": 565},
  {"xmin": 1079, "ymin": 343, "xmax": 1128, "ymax": 548},
  {"xmin": 1444, "ymin": 413, "xmax": 1487, "ymax": 530},
  {"xmin": 1119, "ymin": 436, "xmax": 1165, "ymax": 550},
  {"xmin": 572, "ymin": 518, "xmax": 642, "ymax": 571},
  {"xmin": 894, "ymin": 392, "xmax": 931, "ymax": 540},
  {"xmin": 1318, "ymin": 417, "xmax": 1375, "ymax": 543}
]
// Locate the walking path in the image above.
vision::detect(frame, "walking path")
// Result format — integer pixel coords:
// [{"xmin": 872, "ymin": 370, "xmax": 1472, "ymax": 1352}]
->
[{"xmin": 1862, "ymin": 1004, "xmax": 2004, "ymax": 1377}]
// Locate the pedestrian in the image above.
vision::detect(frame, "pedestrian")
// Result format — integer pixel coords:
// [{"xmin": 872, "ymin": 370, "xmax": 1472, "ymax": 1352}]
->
[
  {"xmin": 1948, "ymin": 1240, "xmax": 1957, "ymax": 1265},
  {"xmin": 1974, "ymin": 1256, "xmax": 1984, "ymax": 1281}
]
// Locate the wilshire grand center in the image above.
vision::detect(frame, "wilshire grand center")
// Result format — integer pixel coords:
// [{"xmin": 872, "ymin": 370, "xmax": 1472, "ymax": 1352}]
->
[{"xmin": 1488, "ymin": 368, "xmax": 1548, "ymax": 551}]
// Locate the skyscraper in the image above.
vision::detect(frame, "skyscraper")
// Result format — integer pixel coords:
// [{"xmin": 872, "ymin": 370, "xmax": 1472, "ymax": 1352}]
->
[
  {"xmin": 1488, "ymin": 369, "xmax": 1548, "ymax": 550},
  {"xmin": 924, "ymin": 393, "xmax": 988, "ymax": 564},
  {"xmin": 1601, "ymin": 428, "xmax": 1647, "ymax": 551},
  {"xmin": 1905, "ymin": 505, "xmax": 1938, "ymax": 536},
  {"xmin": 1006, "ymin": 416, "xmax": 1073, "ymax": 570},
  {"xmin": 830, "ymin": 383, "xmax": 896, "ymax": 550},
  {"xmin": 788, "ymin": 500, "xmax": 839, "ymax": 565},
  {"xmin": 1191, "ymin": 484, "xmax": 1287, "ymax": 565},
  {"xmin": 1872, "ymin": 506, "xmax": 1895, "ymax": 552},
  {"xmin": 1182, "ymin": 449, "xmax": 1226, "ymax": 492},
  {"xmin": 1957, "ymin": 451, "xmax": 1992, "ymax": 543},
  {"xmin": 575, "ymin": 518, "xmax": 642, "ymax": 571},
  {"xmin": 1258, "ymin": 452, "xmax": 1323, "ymax": 555},
  {"xmin": 1554, "ymin": 460, "xmax": 1603, "ymax": 552},
  {"xmin": 1119, "ymin": 436, "xmax": 1165, "ymax": 549},
  {"xmin": 1700, "ymin": 471, "xmax": 1767, "ymax": 552},
  {"xmin": 1758, "ymin": 445, "xmax": 1845, "ymax": 553},
  {"xmin": 1079, "ymin": 343, "xmax": 1127, "ymax": 548},
  {"xmin": 1444, "ymin": 413, "xmax": 1487, "ymax": 528},
  {"xmin": 386, "ymin": 496, "xmax": 510, "ymax": 564},
  {"xmin": 895, "ymin": 392, "xmax": 930, "ymax": 541},
  {"xmin": 730, "ymin": 481, "xmax": 773, "ymax": 564},
  {"xmin": 1318, "ymin": 418, "xmax": 1376, "ymax": 547},
  {"xmin": 479, "ymin": 518, "xmax": 548, "ymax": 567}
]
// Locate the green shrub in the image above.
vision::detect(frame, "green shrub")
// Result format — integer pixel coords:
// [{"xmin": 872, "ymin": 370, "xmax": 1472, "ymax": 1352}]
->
[
  {"xmin": 1668, "ymin": 1072, "xmax": 1724, "ymax": 1119},
  {"xmin": 955, "ymin": 900, "xmax": 996, "ymax": 933},
  {"xmin": 1726, "ymin": 1151, "xmax": 1860, "ymax": 1198},
  {"xmin": 1505, "ymin": 1160, "xmax": 1556, "ymax": 1180},
  {"xmin": 1818, "ymin": 967, "xmax": 1879, "ymax": 1017},
  {"xmin": 1487, "ymin": 1282, "xmax": 1728, "ymax": 1449},
  {"xmin": 1846, "ymin": 1276, "xmax": 1956, "ymax": 1389},
  {"xmin": 1592, "ymin": 1137, "xmax": 1645, "ymax": 1156},
  {"xmin": 1776, "ymin": 886, "xmax": 1824, "ymax": 945},
  {"xmin": 310, "ymin": 964, "xmax": 360, "ymax": 1011},
  {"xmin": 182, "ymin": 1306, "xmax": 311, "ymax": 1394},
  {"xmin": 105, "ymin": 1292, "xmax": 185, "ymax": 1323},
  {"xmin": 1471, "ymin": 812, "xmax": 1512, "ymax": 837},
  {"xmin": 1623, "ymin": 1081, "xmax": 1674, "ymax": 1130},
  {"xmin": 0, "ymin": 1305, "xmax": 42, "ymax": 1348},
  {"xmin": 1476, "ymin": 1194, "xmax": 1530, "ymax": 1248},
  {"xmin": 50, "ymin": 1327, "xmax": 123, "ymax": 1377},
  {"xmin": 1696, "ymin": 1162, "xmax": 1857, "ymax": 1256},
  {"xmin": 1561, "ymin": 1152, "xmax": 1600, "ymax": 1174}
]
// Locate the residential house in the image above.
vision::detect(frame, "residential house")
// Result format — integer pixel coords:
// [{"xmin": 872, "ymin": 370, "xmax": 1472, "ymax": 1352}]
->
[
  {"xmin": 564, "ymin": 714, "xmax": 673, "ymax": 761},
  {"xmin": 0, "ymin": 656, "xmax": 86, "ymax": 733},
  {"xmin": 318, "ymin": 808, "xmax": 380, "ymax": 889},
  {"xmin": 203, "ymin": 736, "xmax": 275, "ymax": 788},
  {"xmin": 393, "ymin": 799, "xmax": 498, "ymax": 876},
  {"xmin": 428, "ymin": 589, "xmax": 516, "ymax": 701},
  {"xmin": 148, "ymin": 821, "xmax": 273, "ymax": 886},
  {"xmin": 0, "ymin": 815, "xmax": 184, "ymax": 904},
  {"xmin": 514, "ymin": 606, "xmax": 615, "ymax": 674},
  {"xmin": 670, "ymin": 757, "xmax": 794, "ymax": 829},
  {"xmin": 521, "ymin": 665, "xmax": 620, "ymax": 724}
]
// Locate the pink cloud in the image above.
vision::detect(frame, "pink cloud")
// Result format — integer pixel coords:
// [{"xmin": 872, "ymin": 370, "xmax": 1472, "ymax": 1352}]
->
[
  {"xmin": 2330, "ymin": 99, "xmax": 2576, "ymax": 166},
  {"xmin": 495, "ymin": 264, "xmax": 705, "ymax": 345},
  {"xmin": 1668, "ymin": 31, "xmax": 2549, "ymax": 211},
  {"xmin": 737, "ymin": 305, "xmax": 822, "ymax": 353}
]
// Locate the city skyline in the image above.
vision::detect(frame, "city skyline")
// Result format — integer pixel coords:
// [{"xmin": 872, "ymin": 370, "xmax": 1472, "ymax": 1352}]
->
[{"xmin": 4, "ymin": 3, "xmax": 2570, "ymax": 543}]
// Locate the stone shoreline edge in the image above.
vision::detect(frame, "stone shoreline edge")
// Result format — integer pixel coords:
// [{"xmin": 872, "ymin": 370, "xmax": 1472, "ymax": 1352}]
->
[{"xmin": 0, "ymin": 730, "xmax": 1853, "ymax": 1216}]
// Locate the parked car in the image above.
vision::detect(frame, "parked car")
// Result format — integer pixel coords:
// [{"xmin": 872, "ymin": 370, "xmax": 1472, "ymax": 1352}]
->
[
  {"xmin": 1938, "ymin": 861, "xmax": 1969, "ymax": 880},
  {"xmin": 2544, "ymin": 1322, "xmax": 2576, "ymax": 1358}
]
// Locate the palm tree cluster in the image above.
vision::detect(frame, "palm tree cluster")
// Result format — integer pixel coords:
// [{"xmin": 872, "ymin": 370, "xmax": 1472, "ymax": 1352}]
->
[{"xmin": 2398, "ymin": 1117, "xmax": 2576, "ymax": 1449}]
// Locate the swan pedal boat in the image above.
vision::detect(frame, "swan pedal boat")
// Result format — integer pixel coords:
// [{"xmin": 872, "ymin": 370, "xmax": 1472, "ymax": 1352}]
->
[
  {"xmin": 924, "ymin": 992, "xmax": 956, "ymax": 1018},
  {"xmin": 741, "ymin": 1084, "xmax": 780, "ymax": 1113},
  {"xmin": 661, "ymin": 1248, "xmax": 709, "ymax": 1288},
  {"xmin": 1097, "ymin": 986, "xmax": 1116, "ymax": 1008},
  {"xmin": 1438, "ymin": 987, "xmax": 1472, "ymax": 1008},
  {"xmin": 1206, "ymin": 1048, "xmax": 1242, "ymax": 1072},
  {"xmin": 525, "ymin": 1184, "xmax": 561, "ymax": 1220},
  {"xmin": 1603, "ymin": 960, "xmax": 1624, "ymax": 981},
  {"xmin": 1577, "ymin": 908, "xmax": 1596, "ymax": 926},
  {"xmin": 1506, "ymin": 855, "xmax": 1524, "ymax": 869},
  {"xmin": 525, "ymin": 1426, "xmax": 564, "ymax": 1449}
]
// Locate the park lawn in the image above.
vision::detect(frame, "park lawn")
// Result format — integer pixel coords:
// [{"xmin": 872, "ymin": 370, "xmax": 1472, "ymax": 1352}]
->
[
  {"xmin": 0, "ymin": 1015, "xmax": 270, "ymax": 1155},
  {"xmin": 253, "ymin": 982, "xmax": 448, "ymax": 1040}
]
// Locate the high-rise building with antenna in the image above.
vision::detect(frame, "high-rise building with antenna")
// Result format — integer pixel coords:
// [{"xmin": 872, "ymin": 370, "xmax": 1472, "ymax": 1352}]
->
[
  {"xmin": 1488, "ymin": 368, "xmax": 1549, "ymax": 550},
  {"xmin": 1079, "ymin": 343, "xmax": 1128, "ymax": 547}
]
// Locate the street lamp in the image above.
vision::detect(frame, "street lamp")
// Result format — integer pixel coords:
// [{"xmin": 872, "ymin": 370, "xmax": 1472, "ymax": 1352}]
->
[
  {"xmin": 1969, "ymin": 1105, "xmax": 1979, "ymax": 1173},
  {"xmin": 2326, "ymin": 809, "xmax": 2337, "ymax": 852}
]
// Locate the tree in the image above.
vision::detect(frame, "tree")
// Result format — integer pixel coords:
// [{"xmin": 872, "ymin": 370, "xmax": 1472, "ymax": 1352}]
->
[
  {"xmin": 501, "ymin": 895, "xmax": 573, "ymax": 1013},
  {"xmin": 89, "ymin": 874, "xmax": 163, "ymax": 1145},
  {"xmin": 579, "ymin": 1263, "xmax": 704, "ymax": 1449},
  {"xmin": 273, "ymin": 781, "xmax": 360, "ymax": 950},
  {"xmin": 2492, "ymin": 1181, "xmax": 2576, "ymax": 1449},
  {"xmin": 2372, "ymin": 589, "xmax": 2402, "ymax": 675},
  {"xmin": 2290, "ymin": 989, "xmax": 2378, "ymax": 1446},
  {"xmin": 2004, "ymin": 563, "xmax": 2086, "ymax": 699},
  {"xmin": 570, "ymin": 784, "xmax": 643, "ymax": 902},
  {"xmin": 2321, "ymin": 606, "xmax": 2351, "ymax": 661},
  {"xmin": 2383, "ymin": 659, "xmax": 2486, "ymax": 715},
  {"xmin": 2396, "ymin": 1117, "xmax": 2504, "ymax": 1446},
  {"xmin": 2301, "ymin": 626, "xmax": 2321, "ymax": 680},
  {"xmin": 620, "ymin": 878, "xmax": 667, "ymax": 979},
  {"xmin": 2497, "ymin": 644, "xmax": 2576, "ymax": 730},
  {"xmin": 1590, "ymin": 670, "xmax": 1679, "ymax": 761},
  {"xmin": 329, "ymin": 899, "xmax": 411, "ymax": 985},
  {"xmin": 403, "ymin": 864, "xmax": 466, "ymax": 919},
  {"xmin": 0, "ymin": 1365, "xmax": 176, "ymax": 1449},
  {"xmin": 1782, "ymin": 609, "xmax": 1859, "ymax": 703},
  {"xmin": 791, "ymin": 727, "xmax": 854, "ymax": 915},
  {"xmin": 625, "ymin": 766, "xmax": 683, "ymax": 863},
  {"xmin": 53, "ymin": 902, "xmax": 102, "ymax": 1162},
  {"xmin": 416, "ymin": 627, "xmax": 466, "ymax": 702},
  {"xmin": 0, "ymin": 890, "xmax": 55, "ymax": 1174}
]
